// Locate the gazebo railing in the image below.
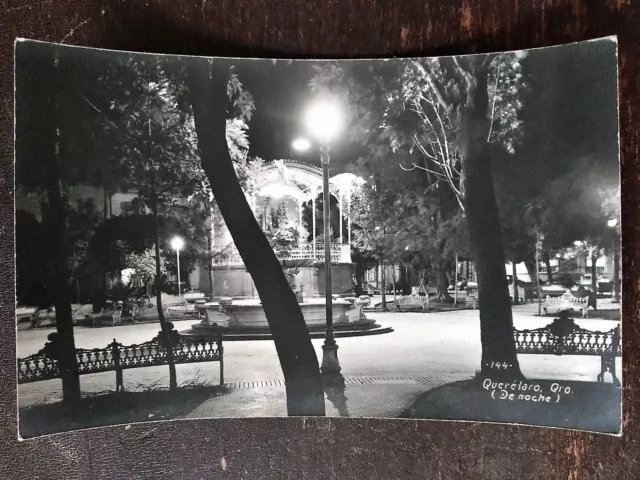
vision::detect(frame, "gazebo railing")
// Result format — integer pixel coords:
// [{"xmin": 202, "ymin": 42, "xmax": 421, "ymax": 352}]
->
[
  {"xmin": 212, "ymin": 242, "xmax": 345, "ymax": 266},
  {"xmin": 287, "ymin": 242, "xmax": 342, "ymax": 262}
]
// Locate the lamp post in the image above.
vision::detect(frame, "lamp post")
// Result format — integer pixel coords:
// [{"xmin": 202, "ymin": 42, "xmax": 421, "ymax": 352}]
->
[
  {"xmin": 607, "ymin": 218, "xmax": 620, "ymax": 303},
  {"xmin": 319, "ymin": 145, "xmax": 340, "ymax": 372},
  {"xmin": 171, "ymin": 236, "xmax": 185, "ymax": 296},
  {"xmin": 535, "ymin": 232, "xmax": 543, "ymax": 316},
  {"xmin": 297, "ymin": 99, "xmax": 342, "ymax": 374}
]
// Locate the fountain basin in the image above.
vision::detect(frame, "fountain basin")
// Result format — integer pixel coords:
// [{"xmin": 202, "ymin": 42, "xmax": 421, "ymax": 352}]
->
[{"xmin": 180, "ymin": 295, "xmax": 394, "ymax": 340}]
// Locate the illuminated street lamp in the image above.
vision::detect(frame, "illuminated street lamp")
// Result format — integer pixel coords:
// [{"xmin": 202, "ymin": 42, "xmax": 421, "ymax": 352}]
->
[
  {"xmin": 292, "ymin": 137, "xmax": 311, "ymax": 152},
  {"xmin": 170, "ymin": 236, "xmax": 185, "ymax": 296},
  {"xmin": 302, "ymin": 99, "xmax": 342, "ymax": 374},
  {"xmin": 607, "ymin": 218, "xmax": 620, "ymax": 303}
]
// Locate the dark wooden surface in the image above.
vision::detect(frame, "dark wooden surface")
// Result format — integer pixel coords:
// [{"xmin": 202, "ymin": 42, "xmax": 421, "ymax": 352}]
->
[{"xmin": 1, "ymin": 1, "xmax": 638, "ymax": 479}]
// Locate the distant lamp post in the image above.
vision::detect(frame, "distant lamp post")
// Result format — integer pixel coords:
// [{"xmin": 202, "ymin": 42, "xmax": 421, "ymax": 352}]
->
[
  {"xmin": 607, "ymin": 218, "xmax": 620, "ymax": 303},
  {"xmin": 171, "ymin": 236, "xmax": 185, "ymax": 296},
  {"xmin": 302, "ymin": 99, "xmax": 342, "ymax": 374}
]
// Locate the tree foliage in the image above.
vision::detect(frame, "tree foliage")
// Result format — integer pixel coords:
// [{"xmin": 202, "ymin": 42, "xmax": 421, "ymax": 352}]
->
[
  {"xmin": 383, "ymin": 53, "xmax": 527, "ymax": 211},
  {"xmin": 124, "ymin": 247, "xmax": 167, "ymax": 294},
  {"xmin": 350, "ymin": 184, "xmax": 401, "ymax": 260}
]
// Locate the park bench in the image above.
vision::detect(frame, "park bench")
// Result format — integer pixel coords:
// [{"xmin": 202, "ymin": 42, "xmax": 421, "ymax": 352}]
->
[
  {"xmin": 446, "ymin": 287, "xmax": 479, "ymax": 309},
  {"xmin": 461, "ymin": 286, "xmax": 479, "ymax": 309},
  {"xmin": 28, "ymin": 306, "xmax": 114, "ymax": 328},
  {"xmin": 513, "ymin": 313, "xmax": 621, "ymax": 386},
  {"xmin": 88, "ymin": 306, "xmax": 124, "ymax": 327},
  {"xmin": 132, "ymin": 302, "xmax": 198, "ymax": 323},
  {"xmin": 394, "ymin": 293, "xmax": 429, "ymax": 312},
  {"xmin": 17, "ymin": 323, "xmax": 224, "ymax": 391},
  {"xmin": 72, "ymin": 304, "xmax": 95, "ymax": 325},
  {"xmin": 29, "ymin": 308, "xmax": 56, "ymax": 328},
  {"xmin": 542, "ymin": 293, "xmax": 589, "ymax": 318}
]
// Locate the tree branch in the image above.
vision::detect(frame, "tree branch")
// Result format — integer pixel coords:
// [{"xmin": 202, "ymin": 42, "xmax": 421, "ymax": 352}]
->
[
  {"xmin": 413, "ymin": 60, "xmax": 449, "ymax": 112},
  {"xmin": 487, "ymin": 55, "xmax": 503, "ymax": 143},
  {"xmin": 450, "ymin": 57, "xmax": 475, "ymax": 105}
]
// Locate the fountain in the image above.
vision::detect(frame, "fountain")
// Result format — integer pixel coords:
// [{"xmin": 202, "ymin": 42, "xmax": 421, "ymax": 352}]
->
[
  {"xmin": 181, "ymin": 260, "xmax": 393, "ymax": 341},
  {"xmin": 180, "ymin": 160, "xmax": 393, "ymax": 340}
]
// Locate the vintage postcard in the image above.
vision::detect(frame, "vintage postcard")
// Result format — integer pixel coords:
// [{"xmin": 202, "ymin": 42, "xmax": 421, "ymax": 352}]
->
[{"xmin": 14, "ymin": 37, "xmax": 621, "ymax": 437}]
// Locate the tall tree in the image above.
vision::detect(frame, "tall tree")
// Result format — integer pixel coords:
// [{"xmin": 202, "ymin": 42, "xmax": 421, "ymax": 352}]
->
[
  {"xmin": 15, "ymin": 42, "xmax": 82, "ymax": 405},
  {"xmin": 185, "ymin": 58, "xmax": 325, "ymax": 416},
  {"xmin": 350, "ymin": 180, "xmax": 404, "ymax": 310},
  {"xmin": 385, "ymin": 53, "xmax": 528, "ymax": 379},
  {"xmin": 92, "ymin": 55, "xmax": 205, "ymax": 389},
  {"xmin": 310, "ymin": 61, "xmax": 464, "ymax": 301}
]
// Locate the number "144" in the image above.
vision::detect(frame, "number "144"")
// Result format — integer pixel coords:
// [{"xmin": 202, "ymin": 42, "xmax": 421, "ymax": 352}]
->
[{"xmin": 489, "ymin": 362, "xmax": 512, "ymax": 370}]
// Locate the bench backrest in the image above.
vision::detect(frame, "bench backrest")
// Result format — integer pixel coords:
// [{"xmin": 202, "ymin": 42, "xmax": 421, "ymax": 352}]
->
[
  {"xmin": 514, "ymin": 319, "xmax": 620, "ymax": 357},
  {"xmin": 397, "ymin": 294, "xmax": 428, "ymax": 303},
  {"xmin": 17, "ymin": 331, "xmax": 223, "ymax": 384},
  {"xmin": 545, "ymin": 294, "xmax": 587, "ymax": 305}
]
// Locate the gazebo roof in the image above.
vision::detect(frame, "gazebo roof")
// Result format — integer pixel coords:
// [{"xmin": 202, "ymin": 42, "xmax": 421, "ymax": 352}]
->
[{"xmin": 255, "ymin": 159, "xmax": 365, "ymax": 201}]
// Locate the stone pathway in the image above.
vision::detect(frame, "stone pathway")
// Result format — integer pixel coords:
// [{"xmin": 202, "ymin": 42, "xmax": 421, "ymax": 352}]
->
[
  {"xmin": 17, "ymin": 309, "xmax": 622, "ymax": 423},
  {"xmin": 185, "ymin": 374, "xmax": 470, "ymax": 419}
]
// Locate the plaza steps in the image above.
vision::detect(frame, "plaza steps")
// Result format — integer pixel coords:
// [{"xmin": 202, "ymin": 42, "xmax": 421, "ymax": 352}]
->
[{"xmin": 181, "ymin": 320, "xmax": 394, "ymax": 341}]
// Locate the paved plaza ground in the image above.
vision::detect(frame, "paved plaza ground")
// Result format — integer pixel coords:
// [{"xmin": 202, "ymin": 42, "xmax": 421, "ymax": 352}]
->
[{"xmin": 17, "ymin": 305, "xmax": 622, "ymax": 429}]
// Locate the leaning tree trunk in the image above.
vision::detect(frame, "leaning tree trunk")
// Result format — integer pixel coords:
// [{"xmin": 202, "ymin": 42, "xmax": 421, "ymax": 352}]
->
[
  {"xmin": 186, "ymin": 59, "xmax": 325, "ymax": 416},
  {"xmin": 150, "ymin": 175, "xmax": 178, "ymax": 391},
  {"xmin": 39, "ymin": 49, "xmax": 81, "ymax": 407},
  {"xmin": 462, "ymin": 64, "xmax": 524, "ymax": 380}
]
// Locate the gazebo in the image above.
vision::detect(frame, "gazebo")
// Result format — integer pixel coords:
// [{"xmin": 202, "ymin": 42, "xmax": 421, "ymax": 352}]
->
[{"xmin": 206, "ymin": 159, "xmax": 365, "ymax": 298}]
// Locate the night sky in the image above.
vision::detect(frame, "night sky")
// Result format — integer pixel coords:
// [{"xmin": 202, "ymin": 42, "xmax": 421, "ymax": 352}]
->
[
  {"xmin": 15, "ymin": 38, "xmax": 620, "ymax": 186},
  {"xmin": 237, "ymin": 59, "xmax": 362, "ymax": 173},
  {"xmin": 235, "ymin": 38, "xmax": 619, "ymax": 180},
  {"xmin": 239, "ymin": 60, "xmax": 319, "ymax": 162}
]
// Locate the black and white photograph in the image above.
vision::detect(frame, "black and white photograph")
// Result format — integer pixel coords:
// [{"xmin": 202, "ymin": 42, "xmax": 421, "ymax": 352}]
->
[{"xmin": 14, "ymin": 37, "xmax": 621, "ymax": 438}]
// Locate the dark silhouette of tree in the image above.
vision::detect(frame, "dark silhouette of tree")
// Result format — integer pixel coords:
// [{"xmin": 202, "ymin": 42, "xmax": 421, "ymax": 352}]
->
[
  {"xmin": 86, "ymin": 55, "xmax": 206, "ymax": 390},
  {"xmin": 15, "ymin": 42, "xmax": 81, "ymax": 405},
  {"xmin": 382, "ymin": 53, "xmax": 528, "ymax": 379},
  {"xmin": 16, "ymin": 210, "xmax": 49, "ymax": 307},
  {"xmin": 185, "ymin": 58, "xmax": 325, "ymax": 416}
]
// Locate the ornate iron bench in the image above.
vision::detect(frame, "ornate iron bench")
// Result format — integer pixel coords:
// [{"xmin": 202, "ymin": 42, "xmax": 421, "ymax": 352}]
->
[
  {"xmin": 394, "ymin": 293, "xmax": 429, "ymax": 312},
  {"xmin": 28, "ymin": 309, "xmax": 55, "ymax": 328},
  {"xmin": 28, "ymin": 306, "xmax": 119, "ymax": 328},
  {"xmin": 88, "ymin": 307, "xmax": 123, "ymax": 327},
  {"xmin": 17, "ymin": 323, "xmax": 224, "ymax": 391},
  {"xmin": 513, "ymin": 313, "xmax": 621, "ymax": 386},
  {"xmin": 132, "ymin": 302, "xmax": 198, "ymax": 323},
  {"xmin": 466, "ymin": 291, "xmax": 478, "ymax": 309},
  {"xmin": 542, "ymin": 293, "xmax": 589, "ymax": 318}
]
